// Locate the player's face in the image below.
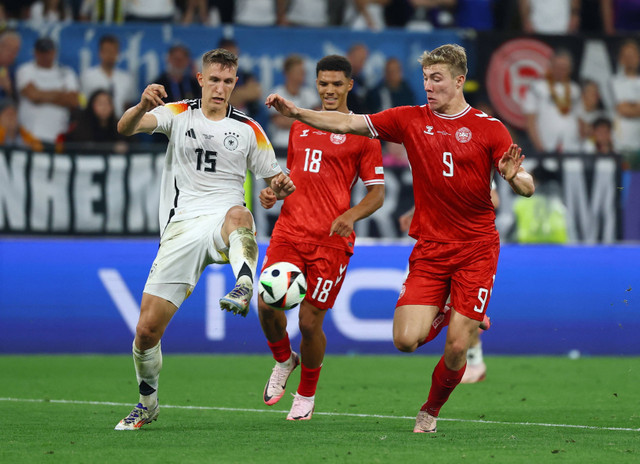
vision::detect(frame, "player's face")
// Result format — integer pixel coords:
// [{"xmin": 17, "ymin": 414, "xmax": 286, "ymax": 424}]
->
[
  {"xmin": 422, "ymin": 64, "xmax": 463, "ymax": 113},
  {"xmin": 198, "ymin": 62, "xmax": 238, "ymax": 113},
  {"xmin": 316, "ymin": 70, "xmax": 353, "ymax": 112}
]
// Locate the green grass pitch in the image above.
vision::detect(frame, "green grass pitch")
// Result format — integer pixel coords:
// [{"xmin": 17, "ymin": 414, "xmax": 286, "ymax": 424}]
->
[{"xmin": 1, "ymin": 354, "xmax": 638, "ymax": 463}]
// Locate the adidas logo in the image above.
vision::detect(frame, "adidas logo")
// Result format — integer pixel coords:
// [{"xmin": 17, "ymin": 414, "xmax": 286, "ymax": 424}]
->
[{"xmin": 185, "ymin": 128, "xmax": 196, "ymax": 139}]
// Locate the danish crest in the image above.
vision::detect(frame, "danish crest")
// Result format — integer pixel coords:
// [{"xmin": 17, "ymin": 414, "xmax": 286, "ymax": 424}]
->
[
  {"xmin": 455, "ymin": 127, "xmax": 472, "ymax": 143},
  {"xmin": 330, "ymin": 133, "xmax": 346, "ymax": 144}
]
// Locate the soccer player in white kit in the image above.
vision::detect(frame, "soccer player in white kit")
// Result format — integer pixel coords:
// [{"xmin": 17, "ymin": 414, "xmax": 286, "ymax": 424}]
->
[{"xmin": 114, "ymin": 48, "xmax": 295, "ymax": 430}]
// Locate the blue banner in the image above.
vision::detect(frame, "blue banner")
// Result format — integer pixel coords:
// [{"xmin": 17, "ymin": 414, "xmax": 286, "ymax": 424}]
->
[{"xmin": 0, "ymin": 239, "xmax": 637, "ymax": 355}]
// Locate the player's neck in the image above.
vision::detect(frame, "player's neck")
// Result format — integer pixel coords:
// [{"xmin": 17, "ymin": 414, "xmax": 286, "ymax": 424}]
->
[
  {"xmin": 201, "ymin": 103, "xmax": 228, "ymax": 121},
  {"xmin": 434, "ymin": 96, "xmax": 468, "ymax": 115}
]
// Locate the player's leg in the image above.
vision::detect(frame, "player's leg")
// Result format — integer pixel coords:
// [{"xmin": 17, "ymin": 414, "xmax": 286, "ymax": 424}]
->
[
  {"xmin": 219, "ymin": 206, "xmax": 258, "ymax": 316},
  {"xmin": 392, "ymin": 304, "xmax": 440, "ymax": 352},
  {"xmin": 259, "ymin": 294, "xmax": 300, "ymax": 405},
  {"xmin": 115, "ymin": 292, "xmax": 181, "ymax": 431},
  {"xmin": 461, "ymin": 327, "xmax": 486, "ymax": 383},
  {"xmin": 259, "ymin": 239, "xmax": 304, "ymax": 406}
]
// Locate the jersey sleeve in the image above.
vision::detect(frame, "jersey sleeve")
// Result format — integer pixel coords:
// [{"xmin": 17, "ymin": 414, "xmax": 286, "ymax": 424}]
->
[
  {"xmin": 357, "ymin": 137, "xmax": 384, "ymax": 187},
  {"xmin": 150, "ymin": 104, "xmax": 177, "ymax": 136},
  {"xmin": 246, "ymin": 119, "xmax": 282, "ymax": 179},
  {"xmin": 489, "ymin": 120, "xmax": 514, "ymax": 170},
  {"xmin": 363, "ymin": 106, "xmax": 406, "ymax": 144}
]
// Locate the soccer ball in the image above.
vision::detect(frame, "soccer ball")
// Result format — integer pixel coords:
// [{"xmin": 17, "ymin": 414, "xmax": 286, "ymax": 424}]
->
[{"xmin": 258, "ymin": 262, "xmax": 307, "ymax": 310}]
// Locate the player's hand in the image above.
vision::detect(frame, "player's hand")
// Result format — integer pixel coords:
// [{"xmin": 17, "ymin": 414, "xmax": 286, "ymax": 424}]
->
[
  {"xmin": 259, "ymin": 187, "xmax": 277, "ymax": 209},
  {"xmin": 498, "ymin": 144, "xmax": 524, "ymax": 182},
  {"xmin": 140, "ymin": 84, "xmax": 167, "ymax": 111},
  {"xmin": 265, "ymin": 93, "xmax": 299, "ymax": 118},
  {"xmin": 398, "ymin": 207, "xmax": 415, "ymax": 233},
  {"xmin": 330, "ymin": 211, "xmax": 356, "ymax": 238},
  {"xmin": 270, "ymin": 172, "xmax": 296, "ymax": 199}
]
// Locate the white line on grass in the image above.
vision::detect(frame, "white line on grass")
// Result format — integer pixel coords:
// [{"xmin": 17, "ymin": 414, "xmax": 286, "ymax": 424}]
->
[{"xmin": 1, "ymin": 397, "xmax": 638, "ymax": 432}]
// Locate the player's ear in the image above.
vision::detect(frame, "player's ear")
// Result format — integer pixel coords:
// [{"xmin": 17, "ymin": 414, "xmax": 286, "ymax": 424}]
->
[
  {"xmin": 348, "ymin": 78, "xmax": 354, "ymax": 92},
  {"xmin": 196, "ymin": 72, "xmax": 204, "ymax": 87}
]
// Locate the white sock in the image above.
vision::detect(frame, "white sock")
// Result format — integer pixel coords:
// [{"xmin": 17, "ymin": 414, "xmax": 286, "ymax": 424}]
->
[
  {"xmin": 228, "ymin": 227, "xmax": 258, "ymax": 286},
  {"xmin": 466, "ymin": 341, "xmax": 484, "ymax": 366},
  {"xmin": 133, "ymin": 341, "xmax": 162, "ymax": 409}
]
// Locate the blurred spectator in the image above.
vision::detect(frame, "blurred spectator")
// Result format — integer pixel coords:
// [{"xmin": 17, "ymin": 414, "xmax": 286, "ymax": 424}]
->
[
  {"xmin": 277, "ymin": 0, "xmax": 329, "ymax": 27},
  {"xmin": 405, "ymin": 0, "xmax": 458, "ymax": 31},
  {"xmin": 576, "ymin": 79, "xmax": 609, "ymax": 141},
  {"xmin": 153, "ymin": 44, "xmax": 200, "ymax": 102},
  {"xmin": 0, "ymin": 1, "xmax": 32, "ymax": 20},
  {"xmin": 522, "ymin": 49, "xmax": 581, "ymax": 154},
  {"xmin": 580, "ymin": 0, "xmax": 606, "ymax": 32},
  {"xmin": 0, "ymin": 99, "xmax": 43, "ymax": 150},
  {"xmin": 366, "ymin": 57, "xmax": 415, "ymax": 112},
  {"xmin": 382, "ymin": 141, "xmax": 409, "ymax": 166},
  {"xmin": 456, "ymin": 0, "xmax": 494, "ymax": 30},
  {"xmin": 79, "ymin": 0, "xmax": 125, "ymax": 23},
  {"xmin": 383, "ymin": 0, "xmax": 415, "ymax": 27},
  {"xmin": 125, "ymin": 0, "xmax": 176, "ymax": 22},
  {"xmin": 16, "ymin": 38, "xmax": 80, "ymax": 146},
  {"xmin": 343, "ymin": 0, "xmax": 390, "ymax": 30},
  {"xmin": 583, "ymin": 117, "xmax": 615, "ymax": 155},
  {"xmin": 602, "ymin": 0, "xmax": 640, "ymax": 35},
  {"xmin": 80, "ymin": 34, "xmax": 136, "ymax": 117},
  {"xmin": 218, "ymin": 38, "xmax": 262, "ymax": 120},
  {"xmin": 234, "ymin": 0, "xmax": 276, "ymax": 26},
  {"xmin": 492, "ymin": 0, "xmax": 521, "ymax": 30},
  {"xmin": 28, "ymin": 0, "xmax": 74, "ymax": 26},
  {"xmin": 346, "ymin": 43, "xmax": 370, "ymax": 114},
  {"xmin": 610, "ymin": 39, "xmax": 640, "ymax": 154},
  {"xmin": 0, "ymin": 30, "xmax": 21, "ymax": 102},
  {"xmin": 180, "ymin": 0, "xmax": 209, "ymax": 24},
  {"xmin": 519, "ymin": 0, "xmax": 580, "ymax": 34},
  {"xmin": 63, "ymin": 89, "xmax": 127, "ymax": 152},
  {"xmin": 268, "ymin": 54, "xmax": 319, "ymax": 153}
]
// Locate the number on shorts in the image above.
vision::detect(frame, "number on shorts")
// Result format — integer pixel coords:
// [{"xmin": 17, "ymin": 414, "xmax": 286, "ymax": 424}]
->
[
  {"xmin": 473, "ymin": 275, "xmax": 495, "ymax": 313},
  {"xmin": 312, "ymin": 277, "xmax": 333, "ymax": 303}
]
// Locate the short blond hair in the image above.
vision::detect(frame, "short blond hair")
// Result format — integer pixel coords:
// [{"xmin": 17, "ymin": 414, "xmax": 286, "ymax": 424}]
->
[{"xmin": 419, "ymin": 44, "xmax": 468, "ymax": 78}]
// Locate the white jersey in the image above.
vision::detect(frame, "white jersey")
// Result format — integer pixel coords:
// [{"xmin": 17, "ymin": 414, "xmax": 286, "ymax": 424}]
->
[{"xmin": 151, "ymin": 100, "xmax": 281, "ymax": 233}]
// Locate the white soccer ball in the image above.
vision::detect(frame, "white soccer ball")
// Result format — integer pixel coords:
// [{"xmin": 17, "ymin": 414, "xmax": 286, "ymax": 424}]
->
[{"xmin": 258, "ymin": 262, "xmax": 307, "ymax": 310}]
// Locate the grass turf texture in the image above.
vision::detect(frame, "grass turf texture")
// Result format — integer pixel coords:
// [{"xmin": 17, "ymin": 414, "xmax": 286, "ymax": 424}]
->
[{"xmin": 1, "ymin": 355, "xmax": 638, "ymax": 463}]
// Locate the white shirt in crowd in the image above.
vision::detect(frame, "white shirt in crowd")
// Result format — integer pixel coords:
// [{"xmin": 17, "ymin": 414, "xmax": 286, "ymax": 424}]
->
[
  {"xmin": 522, "ymin": 79, "xmax": 582, "ymax": 153},
  {"xmin": 126, "ymin": 0, "xmax": 175, "ymax": 19},
  {"xmin": 526, "ymin": 0, "xmax": 573, "ymax": 34},
  {"xmin": 16, "ymin": 61, "xmax": 79, "ymax": 144},
  {"xmin": 285, "ymin": 0, "xmax": 328, "ymax": 27},
  {"xmin": 81, "ymin": 65, "xmax": 137, "ymax": 117},
  {"xmin": 268, "ymin": 83, "xmax": 319, "ymax": 150},
  {"xmin": 610, "ymin": 74, "xmax": 640, "ymax": 152},
  {"xmin": 234, "ymin": 0, "xmax": 276, "ymax": 26}
]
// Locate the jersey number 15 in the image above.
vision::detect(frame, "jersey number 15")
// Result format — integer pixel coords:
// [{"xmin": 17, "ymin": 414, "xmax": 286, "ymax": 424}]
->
[{"xmin": 195, "ymin": 148, "xmax": 217, "ymax": 172}]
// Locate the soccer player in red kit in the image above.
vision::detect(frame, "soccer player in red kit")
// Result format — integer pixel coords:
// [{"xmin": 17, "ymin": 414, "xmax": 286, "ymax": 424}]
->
[
  {"xmin": 258, "ymin": 55, "xmax": 385, "ymax": 421},
  {"xmin": 266, "ymin": 44, "xmax": 535, "ymax": 432}
]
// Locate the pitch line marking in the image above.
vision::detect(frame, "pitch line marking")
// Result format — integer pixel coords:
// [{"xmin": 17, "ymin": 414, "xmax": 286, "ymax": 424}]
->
[{"xmin": 1, "ymin": 397, "xmax": 638, "ymax": 433}]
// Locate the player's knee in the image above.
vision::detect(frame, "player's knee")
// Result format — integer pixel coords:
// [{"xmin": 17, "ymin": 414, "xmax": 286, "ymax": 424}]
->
[
  {"xmin": 444, "ymin": 338, "xmax": 468, "ymax": 362},
  {"xmin": 226, "ymin": 206, "xmax": 253, "ymax": 228},
  {"xmin": 393, "ymin": 335, "xmax": 418, "ymax": 353},
  {"xmin": 135, "ymin": 323, "xmax": 162, "ymax": 349}
]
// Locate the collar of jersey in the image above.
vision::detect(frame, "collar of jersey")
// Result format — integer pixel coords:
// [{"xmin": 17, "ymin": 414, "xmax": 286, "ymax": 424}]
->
[{"xmin": 432, "ymin": 105, "xmax": 471, "ymax": 120}]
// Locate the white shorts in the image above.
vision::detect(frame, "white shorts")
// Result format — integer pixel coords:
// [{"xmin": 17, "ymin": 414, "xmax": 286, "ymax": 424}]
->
[{"xmin": 143, "ymin": 213, "xmax": 254, "ymax": 307}]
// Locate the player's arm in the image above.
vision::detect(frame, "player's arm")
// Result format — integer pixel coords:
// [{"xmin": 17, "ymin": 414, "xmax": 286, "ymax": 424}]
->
[
  {"xmin": 117, "ymin": 84, "xmax": 167, "ymax": 136},
  {"xmin": 498, "ymin": 144, "xmax": 535, "ymax": 197},
  {"xmin": 398, "ymin": 206, "xmax": 415, "ymax": 233},
  {"xmin": 330, "ymin": 184, "xmax": 384, "ymax": 237},
  {"xmin": 265, "ymin": 172, "xmax": 296, "ymax": 200},
  {"xmin": 266, "ymin": 93, "xmax": 371, "ymax": 137}
]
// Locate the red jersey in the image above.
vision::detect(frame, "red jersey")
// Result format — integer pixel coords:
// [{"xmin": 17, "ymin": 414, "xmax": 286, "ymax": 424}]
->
[
  {"xmin": 365, "ymin": 105, "xmax": 511, "ymax": 242},
  {"xmin": 270, "ymin": 120, "xmax": 384, "ymax": 253}
]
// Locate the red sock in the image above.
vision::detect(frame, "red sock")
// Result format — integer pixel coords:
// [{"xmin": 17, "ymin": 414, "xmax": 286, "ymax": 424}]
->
[
  {"xmin": 421, "ymin": 356, "xmax": 466, "ymax": 417},
  {"xmin": 267, "ymin": 333, "xmax": 292, "ymax": 363},
  {"xmin": 419, "ymin": 305, "xmax": 452, "ymax": 347},
  {"xmin": 297, "ymin": 363, "xmax": 322, "ymax": 397}
]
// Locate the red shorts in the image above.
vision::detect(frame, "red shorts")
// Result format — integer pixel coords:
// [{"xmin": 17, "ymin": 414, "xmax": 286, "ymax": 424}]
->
[
  {"xmin": 396, "ymin": 236, "xmax": 500, "ymax": 321},
  {"xmin": 262, "ymin": 238, "xmax": 352, "ymax": 310}
]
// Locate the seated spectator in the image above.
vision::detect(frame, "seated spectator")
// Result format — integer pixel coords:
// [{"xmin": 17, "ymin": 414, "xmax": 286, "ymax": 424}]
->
[
  {"xmin": 522, "ymin": 49, "xmax": 581, "ymax": 154},
  {"xmin": 405, "ymin": 0, "xmax": 458, "ymax": 31},
  {"xmin": 0, "ymin": 99, "xmax": 43, "ymax": 150},
  {"xmin": 16, "ymin": 38, "xmax": 80, "ymax": 147},
  {"xmin": 576, "ymin": 79, "xmax": 609, "ymax": 141},
  {"xmin": 456, "ymin": 0, "xmax": 495, "ymax": 30},
  {"xmin": 63, "ymin": 89, "xmax": 127, "ymax": 152},
  {"xmin": 28, "ymin": 0, "xmax": 73, "ymax": 26},
  {"xmin": 125, "ymin": 0, "xmax": 176, "ymax": 22},
  {"xmin": 583, "ymin": 117, "xmax": 615, "ymax": 155},
  {"xmin": 602, "ymin": 0, "xmax": 640, "ymax": 35},
  {"xmin": 277, "ymin": 0, "xmax": 329, "ymax": 27},
  {"xmin": 80, "ymin": 34, "xmax": 136, "ymax": 117},
  {"xmin": 519, "ymin": 0, "xmax": 580, "ymax": 34},
  {"xmin": 346, "ymin": 43, "xmax": 371, "ymax": 114},
  {"xmin": 343, "ymin": 0, "xmax": 390, "ymax": 31},
  {"xmin": 0, "ymin": 30, "xmax": 21, "ymax": 101},
  {"xmin": 611, "ymin": 39, "xmax": 640, "ymax": 155},
  {"xmin": 366, "ymin": 57, "xmax": 415, "ymax": 112},
  {"xmin": 268, "ymin": 54, "xmax": 319, "ymax": 153},
  {"xmin": 79, "ymin": 0, "xmax": 125, "ymax": 23},
  {"xmin": 180, "ymin": 0, "xmax": 208, "ymax": 24},
  {"xmin": 234, "ymin": 0, "xmax": 276, "ymax": 26},
  {"xmin": 153, "ymin": 44, "xmax": 200, "ymax": 102},
  {"xmin": 218, "ymin": 38, "xmax": 263, "ymax": 121}
]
